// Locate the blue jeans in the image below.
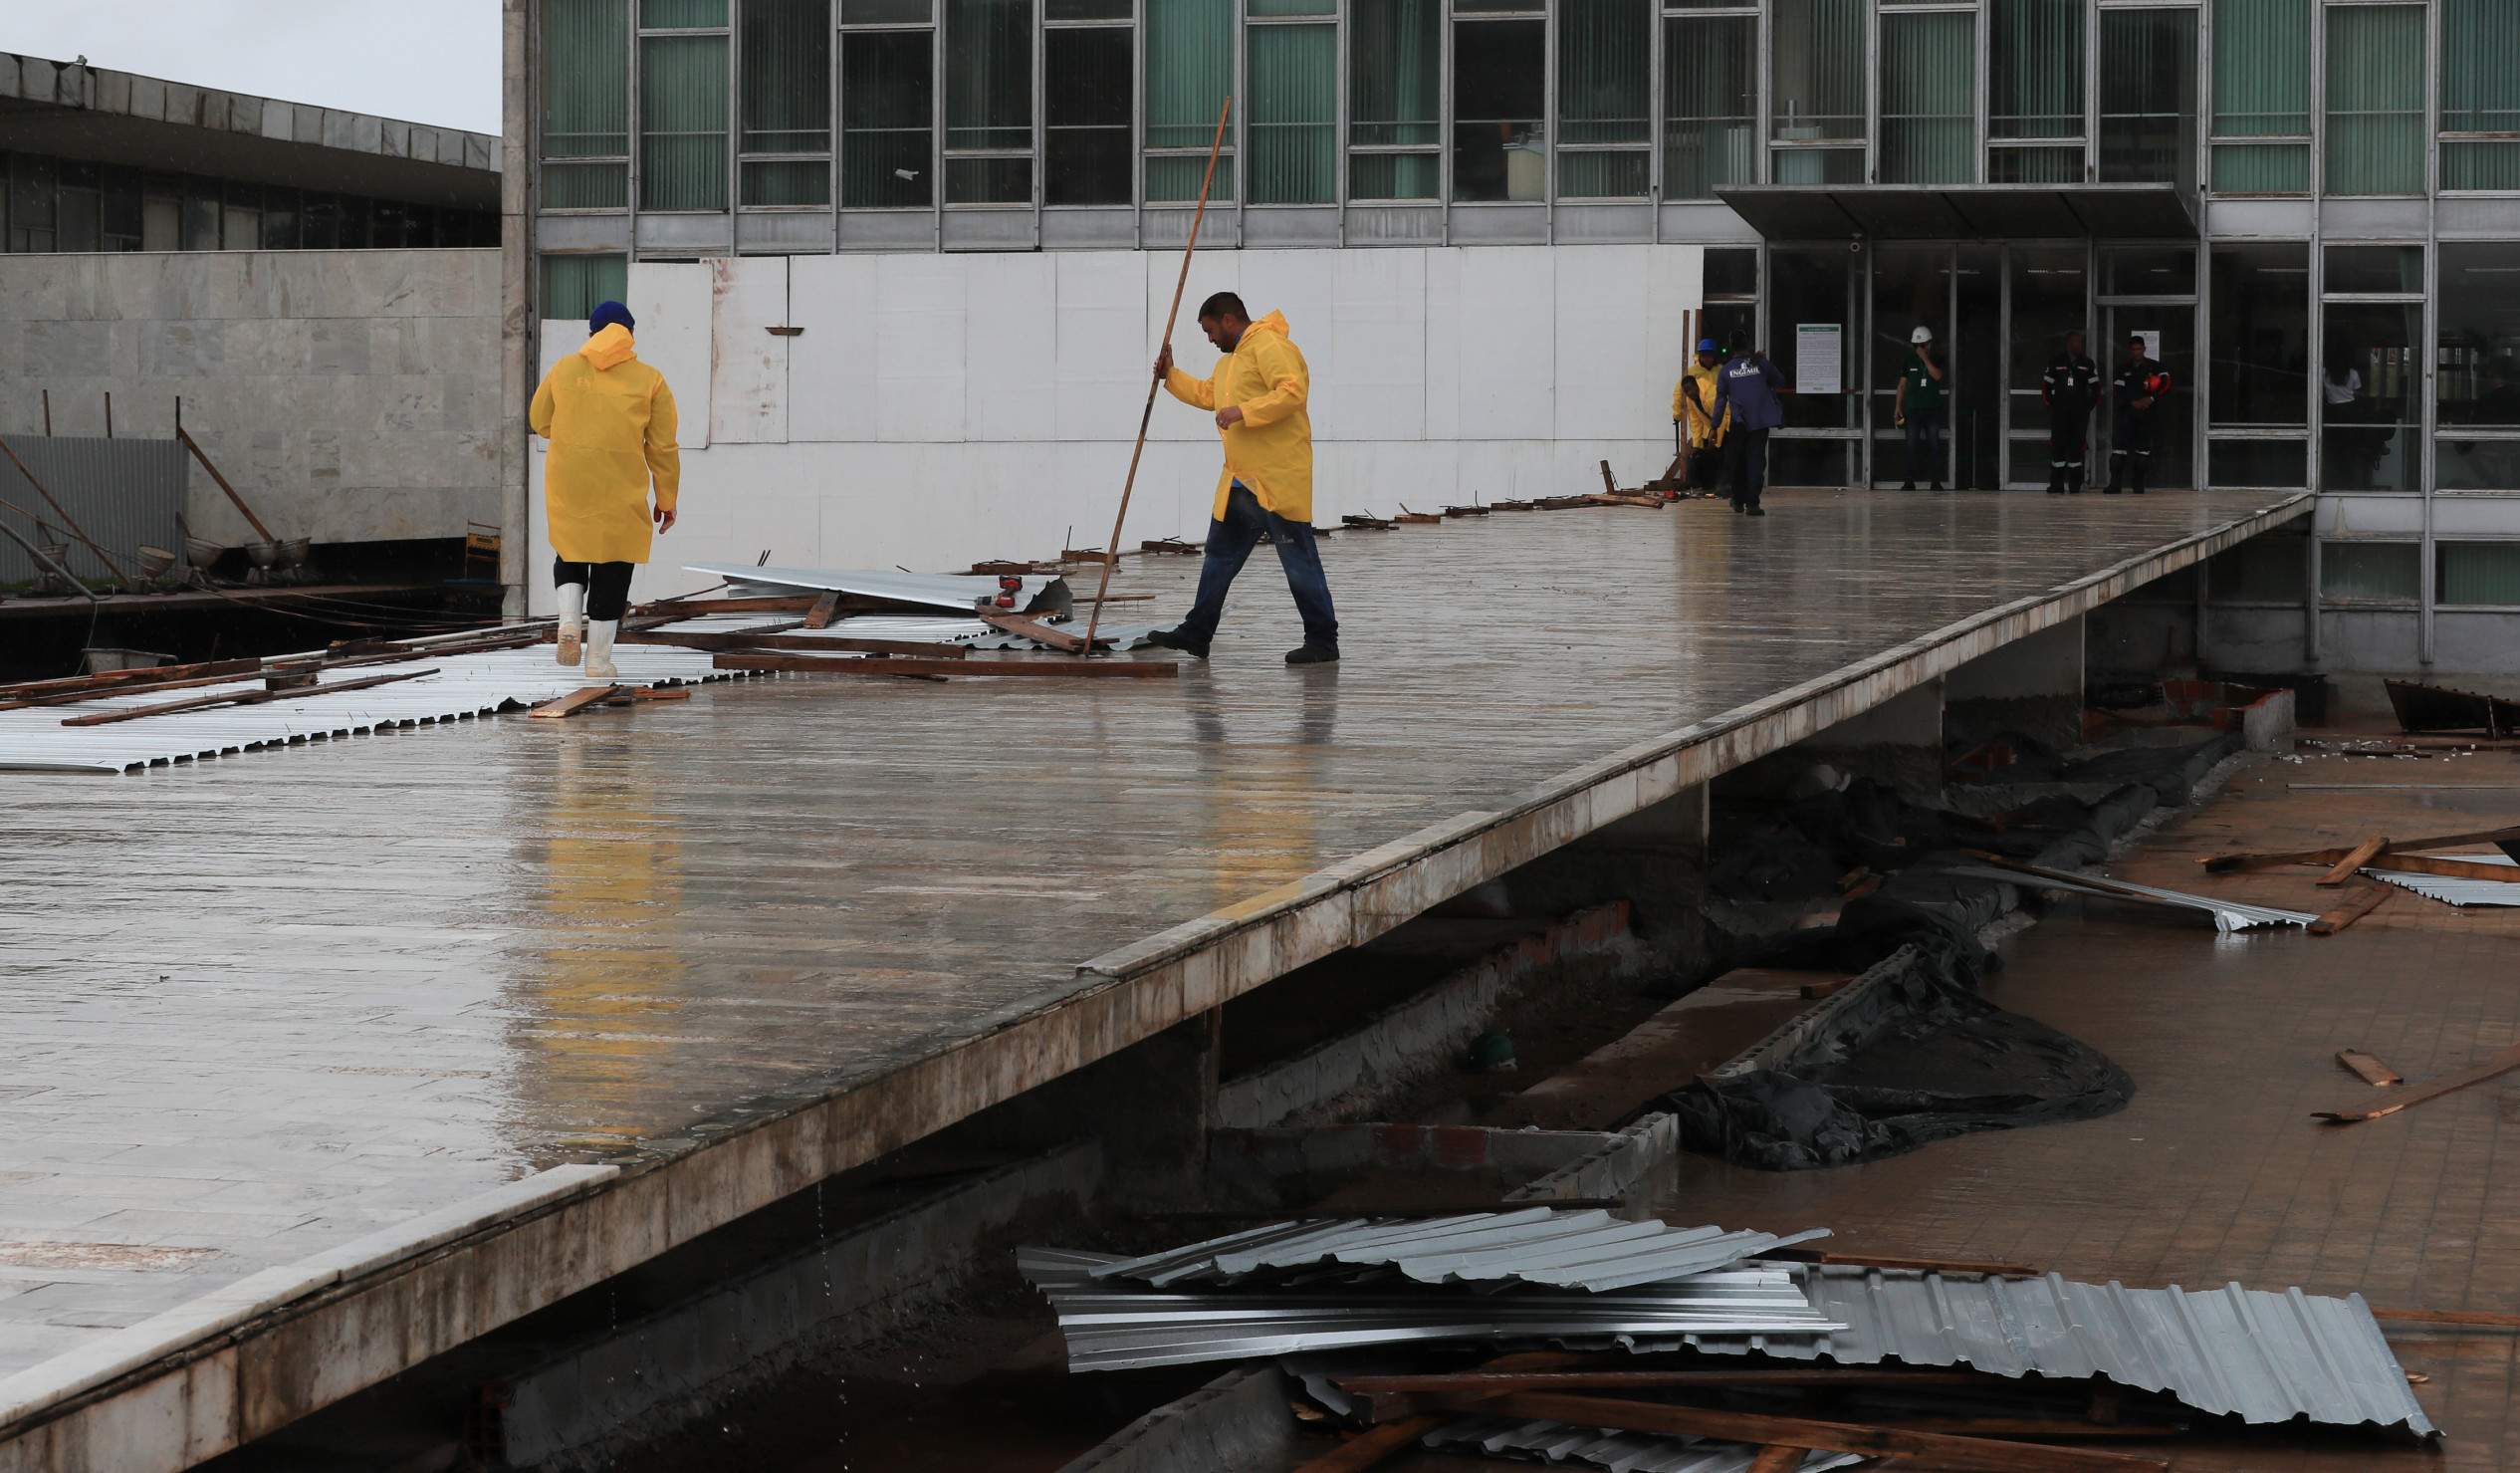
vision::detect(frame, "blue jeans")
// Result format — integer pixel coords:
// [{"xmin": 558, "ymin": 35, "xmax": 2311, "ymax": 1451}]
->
[
  {"xmin": 1903, "ymin": 406, "xmax": 1947, "ymax": 484},
  {"xmin": 1179, "ymin": 483, "xmax": 1339, "ymax": 649}
]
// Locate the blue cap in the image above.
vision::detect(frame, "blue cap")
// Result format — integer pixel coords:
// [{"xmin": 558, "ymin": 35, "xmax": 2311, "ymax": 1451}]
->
[
  {"xmin": 588, "ymin": 300, "xmax": 635, "ymax": 335},
  {"xmin": 1697, "ymin": 338, "xmax": 1718, "ymax": 353}
]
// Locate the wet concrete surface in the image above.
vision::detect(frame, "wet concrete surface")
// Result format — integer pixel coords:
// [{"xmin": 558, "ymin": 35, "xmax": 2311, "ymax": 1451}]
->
[{"xmin": 0, "ymin": 490, "xmax": 2304, "ymax": 1387}]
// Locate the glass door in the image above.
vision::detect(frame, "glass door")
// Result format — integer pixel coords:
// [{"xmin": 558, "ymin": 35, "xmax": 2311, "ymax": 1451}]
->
[{"xmin": 1954, "ymin": 247, "xmax": 2001, "ymax": 489}]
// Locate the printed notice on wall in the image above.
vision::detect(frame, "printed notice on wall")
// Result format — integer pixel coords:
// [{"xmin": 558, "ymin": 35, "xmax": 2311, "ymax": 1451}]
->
[
  {"xmin": 1795, "ymin": 324, "xmax": 1842, "ymax": 395},
  {"xmin": 2137, "ymin": 330, "xmax": 2162, "ymax": 361}
]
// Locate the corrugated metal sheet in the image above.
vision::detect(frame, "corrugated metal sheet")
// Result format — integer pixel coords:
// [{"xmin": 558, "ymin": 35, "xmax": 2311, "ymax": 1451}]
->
[
  {"xmin": 0, "ymin": 604, "xmax": 1155, "ymax": 775},
  {"xmin": 2365, "ymin": 854, "xmax": 2520, "ymax": 907},
  {"xmin": 1675, "ymin": 1267, "xmax": 2435, "ymax": 1437},
  {"xmin": 1081, "ymin": 1210, "xmax": 1832, "ymax": 1292},
  {"xmin": 0, "ymin": 635, "xmax": 755, "ymax": 774},
  {"xmin": 1941, "ymin": 862, "xmax": 2317, "ymax": 932},
  {"xmin": 1021, "ymin": 1244, "xmax": 1838, "ymax": 1373},
  {"xmin": 0, "ymin": 436, "xmax": 186, "ymax": 585},
  {"xmin": 685, "ymin": 562, "xmax": 1071, "ymax": 616},
  {"xmin": 1427, "ymin": 1416, "xmax": 1865, "ymax": 1473}
]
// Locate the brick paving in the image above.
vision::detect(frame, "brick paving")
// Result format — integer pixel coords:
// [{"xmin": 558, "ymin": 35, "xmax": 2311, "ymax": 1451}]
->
[{"xmin": 1664, "ymin": 745, "xmax": 2520, "ymax": 1470}]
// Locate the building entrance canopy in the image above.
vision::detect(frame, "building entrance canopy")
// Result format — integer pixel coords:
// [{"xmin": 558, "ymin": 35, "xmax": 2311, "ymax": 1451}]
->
[{"xmin": 1717, "ymin": 183, "xmax": 2198, "ymax": 241}]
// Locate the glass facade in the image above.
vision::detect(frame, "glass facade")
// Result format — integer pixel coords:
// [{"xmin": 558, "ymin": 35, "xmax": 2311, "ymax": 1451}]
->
[
  {"xmin": 0, "ymin": 149, "xmax": 495, "ymax": 254},
  {"xmin": 533, "ymin": 0, "xmax": 2520, "ymax": 626}
]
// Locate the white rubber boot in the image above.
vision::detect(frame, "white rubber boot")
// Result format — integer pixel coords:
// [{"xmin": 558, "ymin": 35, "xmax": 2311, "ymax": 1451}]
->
[
  {"xmin": 556, "ymin": 583, "xmax": 585, "ymax": 667},
  {"xmin": 584, "ymin": 618, "xmax": 620, "ymax": 682}
]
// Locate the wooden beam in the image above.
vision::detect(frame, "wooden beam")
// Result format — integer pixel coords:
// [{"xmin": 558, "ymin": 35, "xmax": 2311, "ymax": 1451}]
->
[
  {"xmin": 714, "ymin": 652, "xmax": 1178, "ymax": 680},
  {"xmin": 59, "ymin": 668, "xmax": 436, "ymax": 727},
  {"xmin": 624, "ymin": 629, "xmax": 969, "ymax": 658},
  {"xmin": 2358, "ymin": 853, "xmax": 2520, "ymax": 884},
  {"xmin": 978, "ymin": 610, "xmax": 1095, "ymax": 654},
  {"xmin": 174, "ymin": 425, "xmax": 278, "ymax": 544},
  {"xmin": 804, "ymin": 592, "xmax": 841, "ymax": 628},
  {"xmin": 529, "ymin": 685, "xmax": 624, "ymax": 720},
  {"xmin": 0, "ymin": 656, "xmax": 263, "ymax": 700},
  {"xmin": 2337, "ymin": 1049, "xmax": 2405, "ymax": 1087},
  {"xmin": 1600, "ymin": 459, "xmax": 1620, "ymax": 496},
  {"xmin": 1746, "ymin": 1449, "xmax": 1802, "ymax": 1473},
  {"xmin": 2370, "ymin": 1306, "xmax": 2520, "ymax": 1328},
  {"xmin": 1337, "ymin": 1369, "xmax": 2002, "ymax": 1398},
  {"xmin": 2319, "ymin": 836, "xmax": 2391, "ymax": 885},
  {"xmin": 1289, "ymin": 1416, "xmax": 1444, "ymax": 1473},
  {"xmin": 1438, "ymin": 1393, "xmax": 2167, "ymax": 1473},
  {"xmin": 2200, "ymin": 825, "xmax": 2520, "ymax": 873},
  {"xmin": 635, "ymin": 595, "xmax": 825, "ymax": 616},
  {"xmin": 2315, "ymin": 1043, "xmax": 2520, "ymax": 1123},
  {"xmin": 0, "ymin": 663, "xmax": 272, "ymax": 713},
  {"xmin": 2309, "ymin": 884, "xmax": 2393, "ymax": 936}
]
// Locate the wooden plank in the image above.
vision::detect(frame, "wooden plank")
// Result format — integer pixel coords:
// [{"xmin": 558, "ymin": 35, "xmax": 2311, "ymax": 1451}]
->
[
  {"xmin": 625, "ymin": 629, "xmax": 970, "ymax": 658},
  {"xmin": 2337, "ymin": 1049, "xmax": 2405, "ymax": 1087},
  {"xmin": 1289, "ymin": 1416, "xmax": 1443, "ymax": 1473},
  {"xmin": 2360, "ymin": 853, "xmax": 2520, "ymax": 884},
  {"xmin": 1600, "ymin": 459, "xmax": 1620, "ymax": 496},
  {"xmin": 2201, "ymin": 825, "xmax": 2520, "ymax": 873},
  {"xmin": 1337, "ymin": 1369, "xmax": 2002, "ymax": 1397},
  {"xmin": 530, "ymin": 685, "xmax": 624, "ymax": 720},
  {"xmin": 0, "ymin": 657, "xmax": 262, "ymax": 701},
  {"xmin": 978, "ymin": 611, "xmax": 1092, "ymax": 654},
  {"xmin": 0, "ymin": 664, "xmax": 277, "ymax": 713},
  {"xmin": 1746, "ymin": 1449, "xmax": 1802, "ymax": 1473},
  {"xmin": 2370, "ymin": 1306, "xmax": 2520, "ymax": 1328},
  {"xmin": 2318, "ymin": 835, "xmax": 2391, "ymax": 885},
  {"xmin": 2315, "ymin": 1043, "xmax": 2520, "ymax": 1123},
  {"xmin": 803, "ymin": 592, "xmax": 841, "ymax": 629},
  {"xmin": 2309, "ymin": 884, "xmax": 2393, "ymax": 936},
  {"xmin": 635, "ymin": 594, "xmax": 825, "ymax": 616},
  {"xmin": 1585, "ymin": 493, "xmax": 1667, "ymax": 509},
  {"xmin": 1442, "ymin": 1393, "xmax": 2167, "ymax": 1473},
  {"xmin": 59, "ymin": 669, "xmax": 437, "ymax": 727},
  {"xmin": 714, "ymin": 652, "xmax": 1179, "ymax": 680},
  {"xmin": 176, "ymin": 426, "xmax": 279, "ymax": 543}
]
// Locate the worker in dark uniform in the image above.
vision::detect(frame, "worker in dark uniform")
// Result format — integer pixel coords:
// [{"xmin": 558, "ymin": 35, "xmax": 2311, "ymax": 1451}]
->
[
  {"xmin": 2103, "ymin": 334, "xmax": 2173, "ymax": 496},
  {"xmin": 2040, "ymin": 330, "xmax": 2102, "ymax": 495}
]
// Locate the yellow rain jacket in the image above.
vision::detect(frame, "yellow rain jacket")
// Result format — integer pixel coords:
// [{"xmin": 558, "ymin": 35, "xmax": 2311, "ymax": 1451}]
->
[
  {"xmin": 1164, "ymin": 310, "xmax": 1313, "ymax": 524},
  {"xmin": 1673, "ymin": 361, "xmax": 1729, "ymax": 448},
  {"xmin": 529, "ymin": 325, "xmax": 681, "ymax": 565}
]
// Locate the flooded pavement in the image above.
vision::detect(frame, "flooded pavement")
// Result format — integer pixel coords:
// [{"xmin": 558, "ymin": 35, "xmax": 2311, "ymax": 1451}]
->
[{"xmin": 0, "ymin": 491, "xmax": 2302, "ymax": 1392}]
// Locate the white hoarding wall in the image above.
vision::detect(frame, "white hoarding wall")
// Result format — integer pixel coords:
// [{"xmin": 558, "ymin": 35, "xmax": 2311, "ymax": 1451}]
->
[{"xmin": 529, "ymin": 244, "xmax": 1706, "ymax": 613}]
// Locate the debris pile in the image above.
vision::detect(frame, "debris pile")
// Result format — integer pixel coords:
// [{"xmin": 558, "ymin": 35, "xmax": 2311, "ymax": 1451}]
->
[{"xmin": 1027, "ymin": 1213, "xmax": 2436, "ymax": 1471}]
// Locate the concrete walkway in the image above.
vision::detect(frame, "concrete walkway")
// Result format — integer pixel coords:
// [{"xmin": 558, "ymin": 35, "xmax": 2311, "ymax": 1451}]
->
[{"xmin": 0, "ymin": 488, "xmax": 2306, "ymax": 1467}]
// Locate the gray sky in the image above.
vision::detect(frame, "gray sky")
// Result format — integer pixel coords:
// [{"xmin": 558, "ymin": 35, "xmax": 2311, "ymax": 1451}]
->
[{"xmin": 2, "ymin": 2, "xmax": 501, "ymax": 135}]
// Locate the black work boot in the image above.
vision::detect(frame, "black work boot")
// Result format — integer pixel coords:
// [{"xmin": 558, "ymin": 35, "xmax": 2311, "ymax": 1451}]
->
[
  {"xmin": 1285, "ymin": 643, "xmax": 1339, "ymax": 665},
  {"xmin": 2046, "ymin": 472, "xmax": 2065, "ymax": 496},
  {"xmin": 1146, "ymin": 626, "xmax": 1211, "ymax": 659}
]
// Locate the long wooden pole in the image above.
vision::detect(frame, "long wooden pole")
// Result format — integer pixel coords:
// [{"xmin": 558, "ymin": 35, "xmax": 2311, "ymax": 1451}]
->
[
  {"xmin": 1081, "ymin": 95, "xmax": 1232, "ymax": 656},
  {"xmin": 176, "ymin": 425, "xmax": 280, "ymax": 544}
]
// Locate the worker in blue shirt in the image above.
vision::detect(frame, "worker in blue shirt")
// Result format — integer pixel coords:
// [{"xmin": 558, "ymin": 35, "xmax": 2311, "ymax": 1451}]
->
[{"xmin": 1711, "ymin": 333, "xmax": 1787, "ymax": 517}]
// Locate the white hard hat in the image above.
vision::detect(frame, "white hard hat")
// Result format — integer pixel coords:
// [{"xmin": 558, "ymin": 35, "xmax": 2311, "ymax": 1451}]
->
[{"xmin": 1910, "ymin": 325, "xmax": 1935, "ymax": 345}]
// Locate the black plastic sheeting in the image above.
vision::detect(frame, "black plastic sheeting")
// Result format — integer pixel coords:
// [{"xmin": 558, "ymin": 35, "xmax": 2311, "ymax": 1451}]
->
[
  {"xmin": 1666, "ymin": 735, "xmax": 2237, "ymax": 1171},
  {"xmin": 1666, "ymin": 942, "xmax": 2134, "ymax": 1172}
]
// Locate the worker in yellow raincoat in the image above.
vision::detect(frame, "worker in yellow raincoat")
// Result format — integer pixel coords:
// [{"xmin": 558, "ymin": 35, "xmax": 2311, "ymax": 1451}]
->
[
  {"xmin": 529, "ymin": 300, "xmax": 681, "ymax": 680},
  {"xmin": 1672, "ymin": 337, "xmax": 1729, "ymax": 493},
  {"xmin": 1144, "ymin": 293, "xmax": 1339, "ymax": 665}
]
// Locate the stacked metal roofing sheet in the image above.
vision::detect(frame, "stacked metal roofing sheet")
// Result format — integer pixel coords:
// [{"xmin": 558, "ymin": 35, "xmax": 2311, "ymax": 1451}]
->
[
  {"xmin": 2364, "ymin": 853, "xmax": 2520, "ymax": 907},
  {"xmin": 1083, "ymin": 1210, "xmax": 1832, "ymax": 1293},
  {"xmin": 0, "ymin": 604, "xmax": 1149, "ymax": 775},
  {"xmin": 1676, "ymin": 1266, "xmax": 2434, "ymax": 1437},
  {"xmin": 1425, "ymin": 1417, "xmax": 1864, "ymax": 1473},
  {"xmin": 685, "ymin": 562, "xmax": 1071, "ymax": 615},
  {"xmin": 0, "ymin": 634, "xmax": 752, "ymax": 775},
  {"xmin": 1022, "ymin": 1213, "xmax": 1843, "ymax": 1374}
]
